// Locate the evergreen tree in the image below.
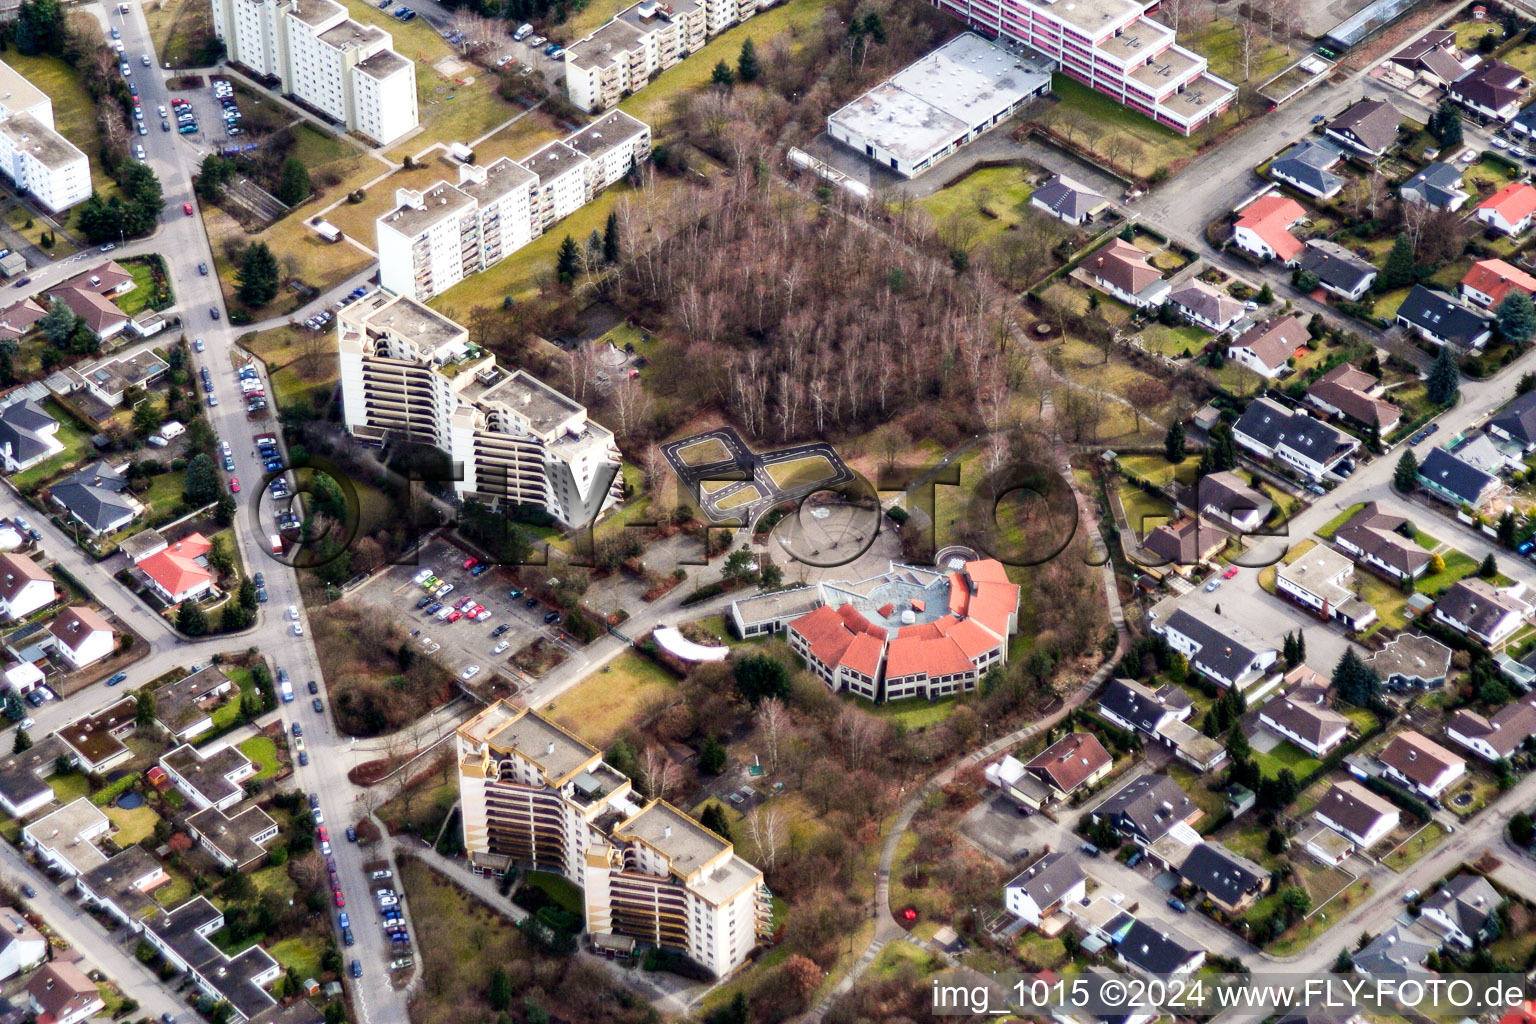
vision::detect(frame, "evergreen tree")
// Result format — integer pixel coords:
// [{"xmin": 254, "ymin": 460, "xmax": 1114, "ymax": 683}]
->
[
  {"xmin": 12, "ymin": 729, "xmax": 29, "ymax": 754},
  {"xmin": 176, "ymin": 600, "xmax": 209, "ymax": 636},
  {"xmin": 603, "ymin": 211, "xmax": 620, "ymax": 264},
  {"xmin": 710, "ymin": 59, "xmax": 735, "ymax": 87},
  {"xmin": 699, "ymin": 802, "xmax": 732, "ymax": 841},
  {"xmin": 555, "ymin": 234, "xmax": 580, "ymax": 285},
  {"xmin": 237, "ymin": 242, "xmax": 280, "ymax": 306},
  {"xmin": 1382, "ymin": 234, "xmax": 1415, "ymax": 289},
  {"xmin": 1432, "ymin": 99, "xmax": 1463, "ymax": 148},
  {"xmin": 274, "ymin": 158, "xmax": 311, "ymax": 205},
  {"xmin": 699, "ymin": 735, "xmax": 726, "ymax": 774},
  {"xmin": 1163, "ymin": 420, "xmax": 1185, "ymax": 463},
  {"xmin": 487, "ymin": 968, "xmax": 512, "ymax": 1011},
  {"xmin": 38, "ymin": 299, "xmax": 77, "ymax": 344},
  {"xmin": 1499, "ymin": 510, "xmax": 1517, "ymax": 547},
  {"xmin": 1394, "ymin": 449, "xmax": 1419, "ymax": 491},
  {"xmin": 1481, "ymin": 552, "xmax": 1499, "ymax": 578},
  {"xmin": 1332, "ymin": 648, "xmax": 1380, "ymax": 706},
  {"xmin": 196, "ymin": 154, "xmax": 235, "ymax": 201},
  {"xmin": 14, "ymin": 0, "xmax": 63, "ymax": 56},
  {"xmin": 135, "ymin": 690, "xmax": 155, "ymax": 726},
  {"xmin": 1426, "ymin": 345, "xmax": 1460, "ymax": 406},
  {"xmin": 734, "ymin": 654, "xmax": 790, "ymax": 704},
  {"xmin": 1519, "ymin": 372, "xmax": 1536, "ymax": 396},
  {"xmin": 184, "ymin": 453, "xmax": 220, "ymax": 506},
  {"xmin": 1499, "ymin": 291, "xmax": 1536, "ymax": 344},
  {"xmin": 239, "ymin": 576, "xmax": 258, "ymax": 610},
  {"xmin": 3, "ymin": 694, "xmax": 22, "ymax": 722},
  {"xmin": 737, "ymin": 38, "xmax": 760, "ymax": 82}
]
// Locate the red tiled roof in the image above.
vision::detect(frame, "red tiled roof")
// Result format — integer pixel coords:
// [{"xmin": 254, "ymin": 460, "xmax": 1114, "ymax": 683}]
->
[
  {"xmin": 884, "ymin": 635, "xmax": 929, "ymax": 679},
  {"xmin": 895, "ymin": 621, "xmax": 942, "ymax": 641},
  {"xmin": 877, "ymin": 602, "xmax": 895, "ymax": 618},
  {"xmin": 968, "ymin": 581, "xmax": 1019, "ymax": 638},
  {"xmin": 1479, "ymin": 183, "xmax": 1536, "ymax": 224},
  {"xmin": 835, "ymin": 604, "xmax": 882, "ymax": 637},
  {"xmin": 1026, "ymin": 732, "xmax": 1112, "ymax": 793},
  {"xmin": 842, "ymin": 633, "xmax": 884, "ymax": 677},
  {"xmin": 936, "ymin": 616, "xmax": 1005, "ymax": 660},
  {"xmin": 946, "ymin": 572, "xmax": 969, "ymax": 616},
  {"xmin": 137, "ymin": 532, "xmax": 213, "ymax": 598},
  {"xmin": 1235, "ymin": 195, "xmax": 1306, "ymax": 262},
  {"xmin": 921, "ymin": 637, "xmax": 975, "ymax": 676},
  {"xmin": 965, "ymin": 558, "xmax": 1011, "ymax": 584},
  {"xmin": 1462, "ymin": 258, "xmax": 1536, "ymax": 304}
]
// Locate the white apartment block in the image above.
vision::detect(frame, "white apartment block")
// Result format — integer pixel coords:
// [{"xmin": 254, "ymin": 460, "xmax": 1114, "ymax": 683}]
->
[
  {"xmin": 930, "ymin": 0, "xmax": 1235, "ymax": 135},
  {"xmin": 565, "ymin": 0, "xmax": 771, "ymax": 113},
  {"xmin": 210, "ymin": 0, "xmax": 418, "ymax": 145},
  {"xmin": 457, "ymin": 703, "xmax": 773, "ymax": 976},
  {"xmin": 338, "ymin": 291, "xmax": 623, "ymax": 528},
  {"xmin": 377, "ymin": 110, "xmax": 649, "ymax": 301},
  {"xmin": 0, "ymin": 62, "xmax": 90, "ymax": 212}
]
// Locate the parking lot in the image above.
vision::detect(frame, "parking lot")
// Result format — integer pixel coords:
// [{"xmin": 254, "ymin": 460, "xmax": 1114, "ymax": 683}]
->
[
  {"xmin": 165, "ymin": 75, "xmax": 245, "ymax": 146},
  {"xmin": 342, "ymin": 538, "xmax": 580, "ymax": 690}
]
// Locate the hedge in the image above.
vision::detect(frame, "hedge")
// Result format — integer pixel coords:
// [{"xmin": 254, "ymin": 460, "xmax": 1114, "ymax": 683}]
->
[{"xmin": 91, "ymin": 772, "xmax": 141, "ymax": 806}]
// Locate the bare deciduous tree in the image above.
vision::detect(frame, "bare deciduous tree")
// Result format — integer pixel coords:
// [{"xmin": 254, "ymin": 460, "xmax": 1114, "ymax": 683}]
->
[
  {"xmin": 756, "ymin": 697, "xmax": 791, "ymax": 774},
  {"xmin": 640, "ymin": 746, "xmax": 681, "ymax": 803},
  {"xmin": 744, "ymin": 805, "xmax": 785, "ymax": 869}
]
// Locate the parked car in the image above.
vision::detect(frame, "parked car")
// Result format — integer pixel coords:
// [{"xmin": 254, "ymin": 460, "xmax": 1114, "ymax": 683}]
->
[
  {"xmin": 106, "ymin": 672, "xmax": 127, "ymax": 687},
  {"xmin": 1166, "ymin": 897, "xmax": 1187, "ymax": 913}
]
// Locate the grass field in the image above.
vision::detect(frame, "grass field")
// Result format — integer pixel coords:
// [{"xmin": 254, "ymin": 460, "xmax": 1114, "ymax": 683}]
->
[
  {"xmin": 1118, "ymin": 484, "xmax": 1172, "ymax": 537},
  {"xmin": 105, "ymin": 803, "xmax": 159, "ymax": 844},
  {"xmin": 205, "ymin": 203, "xmax": 376, "ymax": 321},
  {"xmin": 916, "ymin": 165, "xmax": 1036, "ymax": 251},
  {"xmin": 1044, "ymin": 76, "xmax": 1224, "ymax": 180},
  {"xmin": 267, "ymin": 936, "xmax": 324, "ymax": 981},
  {"xmin": 1137, "ymin": 322, "xmax": 1208, "ymax": 359},
  {"xmin": 765, "ymin": 455, "xmax": 834, "ymax": 489},
  {"xmin": 48, "ymin": 772, "xmax": 90, "ymax": 804},
  {"xmin": 521, "ymin": 870, "xmax": 584, "ymax": 916},
  {"xmin": 618, "ymin": 0, "xmax": 830, "ymax": 132},
  {"xmin": 144, "ymin": 0, "xmax": 215, "ymax": 67},
  {"xmin": 541, "ymin": 651, "xmax": 677, "ymax": 747},
  {"xmin": 238, "ymin": 736, "xmax": 281, "ymax": 780},
  {"xmin": 1383, "ymin": 821, "xmax": 1446, "ymax": 870},
  {"xmin": 5, "ymin": 205, "xmax": 76, "ymax": 258},
  {"xmin": 4, "ymin": 54, "xmax": 119, "ymax": 199},
  {"xmin": 1180, "ymin": 17, "xmax": 1293, "ymax": 85},
  {"xmin": 716, "ymin": 484, "xmax": 762, "ymax": 510},
  {"xmin": 677, "ymin": 437, "xmax": 730, "ymax": 466},
  {"xmin": 12, "ymin": 401, "xmax": 96, "ymax": 493},
  {"xmin": 1253, "ymin": 739, "xmax": 1322, "ymax": 781},
  {"xmin": 1118, "ymin": 454, "xmax": 1198, "ymax": 488}
]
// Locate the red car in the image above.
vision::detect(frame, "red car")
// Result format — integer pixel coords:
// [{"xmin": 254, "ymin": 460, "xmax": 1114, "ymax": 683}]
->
[
  {"xmin": 463, "ymin": 557, "xmax": 478, "ymax": 569},
  {"xmin": 446, "ymin": 610, "xmax": 462, "ymax": 622},
  {"xmin": 228, "ymin": 478, "xmax": 240, "ymax": 493},
  {"xmin": 471, "ymin": 605, "xmax": 485, "ymax": 618},
  {"xmin": 334, "ymin": 890, "xmax": 345, "ymax": 907},
  {"xmin": 183, "ymin": 203, "xmax": 193, "ymax": 216},
  {"xmin": 317, "ymin": 826, "xmax": 329, "ymax": 841},
  {"xmin": 1223, "ymin": 566, "xmax": 1239, "ymax": 579}
]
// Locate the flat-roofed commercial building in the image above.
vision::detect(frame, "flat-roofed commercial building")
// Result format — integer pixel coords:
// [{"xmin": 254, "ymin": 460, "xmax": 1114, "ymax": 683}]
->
[
  {"xmin": 457, "ymin": 702, "xmax": 772, "ymax": 976},
  {"xmin": 827, "ymin": 33, "xmax": 1052, "ymax": 178},
  {"xmin": 0, "ymin": 62, "xmax": 89, "ymax": 212},
  {"xmin": 337, "ymin": 291, "xmax": 623, "ymax": 528}
]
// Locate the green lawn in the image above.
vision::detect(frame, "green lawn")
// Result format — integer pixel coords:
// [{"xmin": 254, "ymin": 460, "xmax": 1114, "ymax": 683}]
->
[
  {"xmin": 116, "ymin": 261, "xmax": 162, "ymax": 317},
  {"xmin": 541, "ymin": 650, "xmax": 677, "ymax": 748},
  {"xmin": 1138, "ymin": 323, "xmax": 1208, "ymax": 359},
  {"xmin": 1044, "ymin": 76, "xmax": 1227, "ymax": 179},
  {"xmin": 1383, "ymin": 821, "xmax": 1446, "ymax": 870},
  {"xmin": 521, "ymin": 869, "xmax": 584, "ymax": 917},
  {"xmin": 48, "ymin": 772, "xmax": 89, "ymax": 803},
  {"xmin": 1118, "ymin": 484, "xmax": 1172, "ymax": 537},
  {"xmin": 917, "ymin": 165, "xmax": 1036, "ymax": 251},
  {"xmin": 1416, "ymin": 550, "xmax": 1480, "ymax": 596},
  {"xmin": 12, "ymin": 401, "xmax": 98, "ymax": 493},
  {"xmin": 238, "ymin": 736, "xmax": 280, "ymax": 780},
  {"xmin": 104, "ymin": 803, "xmax": 159, "ymax": 844},
  {"xmin": 864, "ymin": 694, "xmax": 959, "ymax": 730},
  {"xmin": 1118, "ymin": 454, "xmax": 1198, "ymax": 488},
  {"xmin": 1253, "ymin": 739, "xmax": 1322, "ymax": 781}
]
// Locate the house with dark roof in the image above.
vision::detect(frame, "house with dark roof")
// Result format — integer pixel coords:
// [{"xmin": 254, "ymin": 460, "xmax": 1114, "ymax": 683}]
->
[
  {"xmin": 1378, "ymin": 730, "xmax": 1465, "ymax": 798},
  {"xmin": 140, "ymin": 896, "xmax": 281, "ymax": 1022},
  {"xmin": 1229, "ymin": 315, "xmax": 1307, "ymax": 378},
  {"xmin": 1084, "ymin": 239, "xmax": 1169, "ymax": 309},
  {"xmin": 1115, "ymin": 918, "xmax": 1205, "ymax": 975},
  {"xmin": 1477, "ymin": 182, "xmax": 1536, "ymax": 235},
  {"xmin": 187, "ymin": 802, "xmax": 280, "ymax": 871},
  {"xmin": 1446, "ymin": 696, "xmax": 1536, "ymax": 761},
  {"xmin": 0, "ymin": 298, "xmax": 45, "ymax": 344},
  {"xmin": 1314, "ymin": 779, "xmax": 1399, "ymax": 847},
  {"xmin": 1305, "ymin": 363, "xmax": 1400, "ymax": 434},
  {"xmin": 1232, "ymin": 194, "xmax": 1306, "ymax": 263},
  {"xmin": 1396, "ymin": 286, "xmax": 1492, "ymax": 351},
  {"xmin": 1488, "ymin": 390, "xmax": 1536, "ymax": 451},
  {"xmin": 43, "ymin": 286, "xmax": 128, "ymax": 339},
  {"xmin": 1390, "ymin": 29, "xmax": 1471, "ymax": 86},
  {"xmin": 1332, "ymin": 502, "xmax": 1431, "ymax": 580},
  {"xmin": 1434, "ymin": 577, "xmax": 1527, "ymax": 646},
  {"xmin": 1091, "ymin": 773, "xmax": 1199, "ymax": 848},
  {"xmin": 1419, "ymin": 874, "xmax": 1501, "ymax": 948},
  {"xmin": 1270, "ymin": 139, "xmax": 1346, "ymax": 199},
  {"xmin": 1258, "ymin": 689, "xmax": 1350, "ymax": 757},
  {"xmin": 1169, "ymin": 280, "xmax": 1245, "ymax": 333},
  {"xmin": 27, "ymin": 961, "xmax": 104, "ymax": 1024},
  {"xmin": 75, "ymin": 846, "xmax": 170, "ymax": 927},
  {"xmin": 1449, "ymin": 59, "xmax": 1527, "ymax": 120},
  {"xmin": 0, "ymin": 399, "xmax": 62, "ymax": 474},
  {"xmin": 152, "ymin": 665, "xmax": 234, "ymax": 742},
  {"xmin": 1098, "ymin": 678, "xmax": 1191, "ymax": 736},
  {"xmin": 1295, "ymin": 240, "xmax": 1378, "ymax": 300},
  {"xmin": 1461, "ymin": 258, "xmax": 1536, "ymax": 309},
  {"xmin": 1399, "ymin": 161, "xmax": 1469, "ymax": 210},
  {"xmin": 1325, "ymin": 99, "xmax": 1402, "ymax": 157},
  {"xmin": 1196, "ymin": 471, "xmax": 1272, "ymax": 532},
  {"xmin": 1367, "ymin": 633, "xmax": 1452, "ymax": 690},
  {"xmin": 1155, "ymin": 608, "xmax": 1278, "ymax": 690},
  {"xmin": 1178, "ymin": 841, "xmax": 1271, "ymax": 913},
  {"xmin": 1416, "ymin": 446, "xmax": 1500, "ymax": 508},
  {"xmin": 1004, "ymin": 851, "xmax": 1086, "ymax": 927},
  {"xmin": 48, "ymin": 460, "xmax": 142, "ymax": 535},
  {"xmin": 1232, "ymin": 397, "xmax": 1358, "ymax": 481},
  {"xmin": 1141, "ymin": 515, "xmax": 1227, "ymax": 573},
  {"xmin": 1352, "ymin": 923, "xmax": 1436, "ymax": 976},
  {"xmin": 1030, "ymin": 174, "xmax": 1107, "ymax": 226}
]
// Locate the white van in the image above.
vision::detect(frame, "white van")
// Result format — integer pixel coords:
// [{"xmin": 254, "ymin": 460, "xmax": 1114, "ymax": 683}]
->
[
  {"xmin": 160, "ymin": 420, "xmax": 185, "ymax": 439},
  {"xmin": 513, "ymin": 23, "xmax": 532, "ymax": 39}
]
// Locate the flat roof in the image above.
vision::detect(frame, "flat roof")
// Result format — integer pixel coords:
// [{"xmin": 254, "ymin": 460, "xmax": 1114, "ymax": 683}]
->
[
  {"xmin": 356, "ymin": 48, "xmax": 410, "ymax": 78},
  {"xmin": 830, "ymin": 83, "xmax": 968, "ymax": 165},
  {"xmin": 887, "ymin": 32, "xmax": 1052, "ymax": 126},
  {"xmin": 521, "ymin": 140, "xmax": 587, "ymax": 180},
  {"xmin": 58, "ymin": 698, "xmax": 135, "ymax": 766},
  {"xmin": 1128, "ymin": 45, "xmax": 1200, "ymax": 91},
  {"xmin": 1159, "ymin": 72, "xmax": 1236, "ymax": 118},
  {"xmin": 0, "ymin": 59, "xmax": 49, "ymax": 115},
  {"xmin": 378, "ymin": 181, "xmax": 475, "ymax": 239},
  {"xmin": 617, "ymin": 800, "xmax": 728, "ymax": 878},
  {"xmin": 0, "ymin": 112, "xmax": 85, "ymax": 171},
  {"xmin": 318, "ymin": 18, "xmax": 385, "ymax": 49},
  {"xmin": 566, "ymin": 110, "xmax": 648, "ymax": 161},
  {"xmin": 288, "ymin": 0, "xmax": 343, "ymax": 28},
  {"xmin": 469, "ymin": 705, "xmax": 598, "ymax": 784},
  {"xmin": 478, "ymin": 369, "xmax": 583, "ymax": 433},
  {"xmin": 1033, "ymin": 0, "xmax": 1141, "ymax": 36},
  {"xmin": 459, "ymin": 157, "xmax": 537, "ymax": 206},
  {"xmin": 152, "ymin": 666, "xmax": 230, "ymax": 733},
  {"xmin": 352, "ymin": 290, "xmax": 466, "ymax": 354},
  {"xmin": 1097, "ymin": 19, "xmax": 1174, "ymax": 62},
  {"xmin": 24, "ymin": 797, "xmax": 108, "ymax": 873},
  {"xmin": 567, "ymin": 17, "xmax": 645, "ymax": 71},
  {"xmin": 79, "ymin": 846, "xmax": 165, "ymax": 921},
  {"xmin": 163, "ymin": 743, "xmax": 251, "ymax": 807},
  {"xmin": 731, "ymin": 587, "xmax": 820, "ymax": 626},
  {"xmin": 188, "ymin": 803, "xmax": 278, "ymax": 866}
]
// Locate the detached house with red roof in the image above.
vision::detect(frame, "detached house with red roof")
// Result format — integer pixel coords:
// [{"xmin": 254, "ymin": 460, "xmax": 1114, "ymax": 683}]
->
[
  {"xmin": 1232, "ymin": 194, "xmax": 1306, "ymax": 264},
  {"xmin": 1462, "ymin": 257, "xmax": 1536, "ymax": 308},
  {"xmin": 785, "ymin": 558, "xmax": 1020, "ymax": 703},
  {"xmin": 1229, "ymin": 315, "xmax": 1308, "ymax": 379},
  {"xmin": 1476, "ymin": 183, "xmax": 1536, "ymax": 236},
  {"xmin": 27, "ymin": 961, "xmax": 103, "ymax": 1024},
  {"xmin": 133, "ymin": 532, "xmax": 215, "ymax": 605},
  {"xmin": 48, "ymin": 606, "xmax": 115, "ymax": 669}
]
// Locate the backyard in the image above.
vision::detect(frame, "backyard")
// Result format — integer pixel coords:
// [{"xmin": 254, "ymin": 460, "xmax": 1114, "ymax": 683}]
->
[{"xmin": 12, "ymin": 401, "xmax": 96, "ymax": 493}]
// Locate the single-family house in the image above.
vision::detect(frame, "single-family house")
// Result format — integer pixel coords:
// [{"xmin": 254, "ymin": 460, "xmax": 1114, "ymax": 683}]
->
[
  {"xmin": 1168, "ymin": 280, "xmax": 1245, "ymax": 333},
  {"xmin": 1314, "ymin": 779, "xmax": 1399, "ymax": 848},
  {"xmin": 1462, "ymin": 258, "xmax": 1536, "ymax": 309},
  {"xmin": 1367, "ymin": 632, "xmax": 1452, "ymax": 690},
  {"xmin": 0, "ymin": 399, "xmax": 62, "ymax": 474},
  {"xmin": 1352, "ymin": 924, "xmax": 1437, "ymax": 976},
  {"xmin": 1478, "ymin": 183, "xmax": 1536, "ymax": 236},
  {"xmin": 1396, "ymin": 286, "xmax": 1493, "ymax": 351},
  {"xmin": 1416, "ymin": 446, "xmax": 1501, "ymax": 508},
  {"xmin": 1232, "ymin": 194, "xmax": 1306, "ymax": 263},
  {"xmin": 1488, "ymin": 390, "xmax": 1536, "ymax": 451},
  {"xmin": 1446, "ymin": 696, "xmax": 1536, "ymax": 761},
  {"xmin": 1305, "ymin": 363, "xmax": 1400, "ymax": 434},
  {"xmin": 1391, "ymin": 30, "xmax": 1471, "ymax": 87},
  {"xmin": 1229, "ymin": 315, "xmax": 1308, "ymax": 378},
  {"xmin": 0, "ymin": 298, "xmax": 45, "ymax": 345},
  {"xmin": 1030, "ymin": 174, "xmax": 1107, "ymax": 226},
  {"xmin": 1178, "ymin": 841, "xmax": 1271, "ymax": 913},
  {"xmin": 1116, "ymin": 918, "xmax": 1205, "ymax": 976},
  {"xmin": 1232, "ymin": 397, "xmax": 1359, "ymax": 480},
  {"xmin": 1295, "ymin": 240, "xmax": 1378, "ymax": 300},
  {"xmin": 0, "ymin": 907, "xmax": 44, "ymax": 979},
  {"xmin": 159, "ymin": 743, "xmax": 256, "ymax": 812},
  {"xmin": 1098, "ymin": 677, "xmax": 1192, "ymax": 736},
  {"xmin": 136, "ymin": 532, "xmax": 215, "ymax": 605},
  {"xmin": 1196, "ymin": 470, "xmax": 1272, "ymax": 532},
  {"xmin": 0, "ymin": 553, "xmax": 53, "ymax": 621},
  {"xmin": 1275, "ymin": 544, "xmax": 1379, "ymax": 632},
  {"xmin": 27, "ymin": 961, "xmax": 104, "ymax": 1024},
  {"xmin": 48, "ymin": 605, "xmax": 115, "ymax": 669},
  {"xmin": 1023, "ymin": 732, "xmax": 1112, "ymax": 804},
  {"xmin": 1092, "ymin": 773, "xmax": 1199, "ymax": 848},
  {"xmin": 1270, "ymin": 139, "xmax": 1346, "ymax": 199},
  {"xmin": 1378, "ymin": 730, "xmax": 1466, "ymax": 798},
  {"xmin": 1324, "ymin": 99, "xmax": 1402, "ymax": 158},
  {"xmin": 21, "ymin": 798, "xmax": 110, "ymax": 876},
  {"xmin": 1333, "ymin": 503, "xmax": 1431, "ymax": 580},
  {"xmin": 1084, "ymin": 239, "xmax": 1170, "ymax": 309},
  {"xmin": 48, "ymin": 461, "xmax": 142, "ymax": 535},
  {"xmin": 1258, "ymin": 689, "xmax": 1351, "ymax": 757},
  {"xmin": 1448, "ymin": 59, "xmax": 1527, "ymax": 120},
  {"xmin": 44, "ymin": 285, "xmax": 128, "ymax": 339},
  {"xmin": 1004, "ymin": 851, "xmax": 1086, "ymax": 927},
  {"xmin": 1155, "ymin": 608, "xmax": 1278, "ymax": 690},
  {"xmin": 1418, "ymin": 874, "xmax": 1502, "ymax": 948},
  {"xmin": 152, "ymin": 665, "xmax": 234, "ymax": 742},
  {"xmin": 1435, "ymin": 577, "xmax": 1527, "ymax": 646},
  {"xmin": 1141, "ymin": 515, "xmax": 1227, "ymax": 571},
  {"xmin": 1399, "ymin": 161, "xmax": 1469, "ymax": 210}
]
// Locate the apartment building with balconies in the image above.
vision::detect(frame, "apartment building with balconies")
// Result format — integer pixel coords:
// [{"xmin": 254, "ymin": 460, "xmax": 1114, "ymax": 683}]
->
[
  {"xmin": 926, "ymin": 0, "xmax": 1234, "ymax": 135},
  {"xmin": 338, "ymin": 291, "xmax": 623, "ymax": 527},
  {"xmin": 210, "ymin": 0, "xmax": 418, "ymax": 144},
  {"xmin": 376, "ymin": 111, "xmax": 649, "ymax": 302},
  {"xmin": 457, "ymin": 702, "xmax": 772, "ymax": 976}
]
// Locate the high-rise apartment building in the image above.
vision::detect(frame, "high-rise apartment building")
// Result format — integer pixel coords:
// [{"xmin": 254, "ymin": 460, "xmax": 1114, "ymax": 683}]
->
[
  {"xmin": 210, "ymin": 0, "xmax": 418, "ymax": 145},
  {"xmin": 337, "ymin": 291, "xmax": 623, "ymax": 527},
  {"xmin": 456, "ymin": 703, "xmax": 773, "ymax": 976},
  {"xmin": 929, "ymin": 0, "xmax": 1235, "ymax": 135},
  {"xmin": 564, "ymin": 0, "xmax": 773, "ymax": 113},
  {"xmin": 376, "ymin": 110, "xmax": 649, "ymax": 301},
  {"xmin": 0, "ymin": 62, "xmax": 90, "ymax": 212}
]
